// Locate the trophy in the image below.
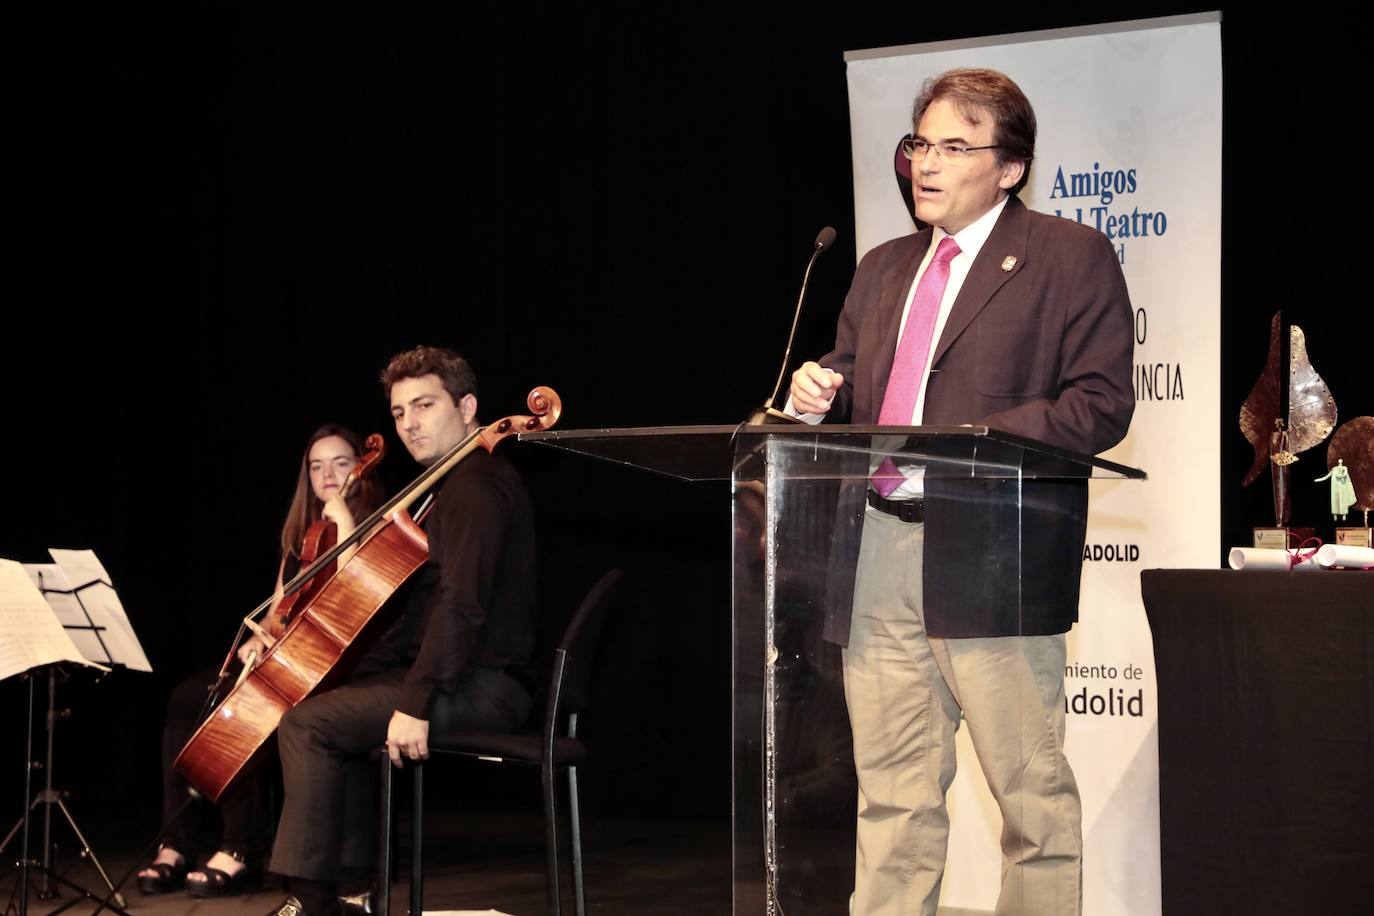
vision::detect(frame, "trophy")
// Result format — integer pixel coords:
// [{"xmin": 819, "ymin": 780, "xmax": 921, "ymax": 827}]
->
[
  {"xmin": 1325, "ymin": 416, "xmax": 1374, "ymax": 546},
  {"xmin": 1240, "ymin": 312, "xmax": 1337, "ymax": 548}
]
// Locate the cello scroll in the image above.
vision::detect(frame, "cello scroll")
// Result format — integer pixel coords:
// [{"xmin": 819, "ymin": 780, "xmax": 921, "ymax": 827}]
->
[{"xmin": 477, "ymin": 386, "xmax": 562, "ymax": 452}]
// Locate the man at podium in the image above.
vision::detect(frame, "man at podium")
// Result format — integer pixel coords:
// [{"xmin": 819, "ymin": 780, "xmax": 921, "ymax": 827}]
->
[{"xmin": 788, "ymin": 68, "xmax": 1134, "ymax": 916}]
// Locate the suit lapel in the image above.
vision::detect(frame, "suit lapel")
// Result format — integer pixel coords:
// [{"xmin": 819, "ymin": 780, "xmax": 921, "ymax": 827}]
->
[
  {"xmin": 869, "ymin": 231, "xmax": 931, "ymax": 412},
  {"xmin": 931, "ymin": 195, "xmax": 1030, "ymax": 367}
]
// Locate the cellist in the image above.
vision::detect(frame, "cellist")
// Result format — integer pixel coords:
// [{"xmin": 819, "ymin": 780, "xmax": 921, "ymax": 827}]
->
[
  {"xmin": 266, "ymin": 346, "xmax": 539, "ymax": 916},
  {"xmin": 139, "ymin": 424, "xmax": 384, "ymax": 899}
]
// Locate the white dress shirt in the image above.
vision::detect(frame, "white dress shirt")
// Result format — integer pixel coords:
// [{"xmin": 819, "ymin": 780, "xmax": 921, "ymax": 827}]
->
[{"xmin": 789, "ymin": 196, "xmax": 1011, "ymax": 497}]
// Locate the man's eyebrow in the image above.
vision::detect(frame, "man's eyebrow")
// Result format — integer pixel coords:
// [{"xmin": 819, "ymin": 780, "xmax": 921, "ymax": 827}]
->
[
  {"xmin": 391, "ymin": 394, "xmax": 433, "ymax": 411},
  {"xmin": 915, "ymin": 132, "xmax": 971, "ymax": 145}
]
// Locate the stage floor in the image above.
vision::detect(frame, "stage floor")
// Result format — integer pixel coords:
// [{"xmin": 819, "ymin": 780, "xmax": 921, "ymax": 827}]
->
[{"xmin": 2, "ymin": 811, "xmax": 731, "ymax": 915}]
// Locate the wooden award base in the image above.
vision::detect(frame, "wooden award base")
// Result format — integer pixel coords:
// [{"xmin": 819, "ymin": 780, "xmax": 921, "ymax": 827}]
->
[
  {"xmin": 1334, "ymin": 527, "xmax": 1372, "ymax": 547},
  {"xmin": 1252, "ymin": 526, "xmax": 1316, "ymax": 549}
]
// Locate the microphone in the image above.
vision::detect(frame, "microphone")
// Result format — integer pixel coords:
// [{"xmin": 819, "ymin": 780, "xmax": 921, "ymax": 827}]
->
[
  {"xmin": 814, "ymin": 226, "xmax": 838, "ymax": 254},
  {"xmin": 747, "ymin": 226, "xmax": 838, "ymax": 426}
]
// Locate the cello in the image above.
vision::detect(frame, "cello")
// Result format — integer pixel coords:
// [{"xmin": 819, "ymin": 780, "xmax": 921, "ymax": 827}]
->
[{"xmin": 175, "ymin": 387, "xmax": 561, "ymax": 802}]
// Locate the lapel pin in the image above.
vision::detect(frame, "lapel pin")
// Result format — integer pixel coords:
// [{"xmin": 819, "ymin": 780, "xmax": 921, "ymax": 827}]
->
[{"xmin": 1001, "ymin": 256, "xmax": 1017, "ymax": 272}]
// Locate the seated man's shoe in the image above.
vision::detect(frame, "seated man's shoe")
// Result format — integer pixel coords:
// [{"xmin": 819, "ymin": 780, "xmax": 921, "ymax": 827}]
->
[
  {"xmin": 339, "ymin": 890, "xmax": 374, "ymax": 915},
  {"xmin": 267, "ymin": 895, "xmax": 307, "ymax": 916},
  {"xmin": 136, "ymin": 848, "xmax": 187, "ymax": 895},
  {"xmin": 269, "ymin": 888, "xmax": 344, "ymax": 915}
]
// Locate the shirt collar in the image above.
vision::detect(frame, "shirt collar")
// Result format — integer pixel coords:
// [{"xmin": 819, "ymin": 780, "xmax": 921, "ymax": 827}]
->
[{"xmin": 931, "ymin": 195, "xmax": 1009, "ymax": 263}]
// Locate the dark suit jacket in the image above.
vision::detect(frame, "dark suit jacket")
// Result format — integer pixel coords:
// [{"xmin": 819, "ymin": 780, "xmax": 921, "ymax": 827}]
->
[{"xmin": 820, "ymin": 195, "xmax": 1135, "ymax": 643}]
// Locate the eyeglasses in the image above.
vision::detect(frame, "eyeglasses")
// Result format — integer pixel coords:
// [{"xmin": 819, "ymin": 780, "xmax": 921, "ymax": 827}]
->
[{"xmin": 900, "ymin": 135, "xmax": 1001, "ymax": 162}]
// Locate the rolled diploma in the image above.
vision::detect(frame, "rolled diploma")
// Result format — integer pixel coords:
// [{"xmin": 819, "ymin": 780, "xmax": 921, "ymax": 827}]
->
[
  {"xmin": 1315, "ymin": 544, "xmax": 1374, "ymax": 569},
  {"xmin": 1227, "ymin": 547, "xmax": 1321, "ymax": 571}
]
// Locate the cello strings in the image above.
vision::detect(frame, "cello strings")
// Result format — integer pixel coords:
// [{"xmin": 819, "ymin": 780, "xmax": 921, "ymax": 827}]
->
[{"xmin": 254, "ymin": 426, "xmax": 484, "ymax": 614}]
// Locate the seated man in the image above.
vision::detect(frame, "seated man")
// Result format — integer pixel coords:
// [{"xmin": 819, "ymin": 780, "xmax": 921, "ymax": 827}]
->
[{"xmin": 267, "ymin": 345, "xmax": 539, "ymax": 916}]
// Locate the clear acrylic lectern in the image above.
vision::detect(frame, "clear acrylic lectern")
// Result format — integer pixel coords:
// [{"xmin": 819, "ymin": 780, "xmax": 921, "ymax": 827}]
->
[{"xmin": 522, "ymin": 424, "xmax": 1144, "ymax": 916}]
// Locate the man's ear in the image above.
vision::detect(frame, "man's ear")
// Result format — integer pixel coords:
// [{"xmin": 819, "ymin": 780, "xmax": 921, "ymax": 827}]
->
[
  {"xmin": 459, "ymin": 392, "xmax": 478, "ymax": 424},
  {"xmin": 999, "ymin": 159, "xmax": 1025, "ymax": 191}
]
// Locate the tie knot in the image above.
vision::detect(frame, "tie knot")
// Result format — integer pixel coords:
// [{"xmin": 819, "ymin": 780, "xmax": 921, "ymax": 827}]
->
[{"xmin": 934, "ymin": 236, "xmax": 961, "ymax": 264}]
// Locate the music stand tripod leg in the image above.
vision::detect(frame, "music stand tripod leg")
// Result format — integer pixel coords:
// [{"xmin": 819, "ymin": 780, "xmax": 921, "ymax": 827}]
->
[
  {"xmin": 92, "ymin": 787, "xmax": 202, "ymax": 916},
  {"xmin": 9, "ymin": 666, "xmax": 130, "ymax": 912},
  {"xmin": 0, "ymin": 799, "xmax": 45, "ymax": 915},
  {"xmin": 26, "ymin": 867, "xmax": 132, "ymax": 916},
  {"xmin": 0, "ymin": 672, "xmax": 38, "ymax": 916},
  {"xmin": 0, "ymin": 797, "xmax": 43, "ymax": 858},
  {"xmin": 47, "ymin": 796, "xmax": 124, "ymax": 909}
]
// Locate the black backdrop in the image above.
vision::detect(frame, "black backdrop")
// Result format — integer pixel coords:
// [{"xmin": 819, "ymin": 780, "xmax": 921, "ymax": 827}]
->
[{"xmin": 5, "ymin": 3, "xmax": 1367, "ymax": 832}]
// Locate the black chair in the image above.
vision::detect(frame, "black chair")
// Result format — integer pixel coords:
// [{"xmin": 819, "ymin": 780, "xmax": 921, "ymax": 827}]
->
[{"xmin": 375, "ymin": 569, "xmax": 623, "ymax": 916}]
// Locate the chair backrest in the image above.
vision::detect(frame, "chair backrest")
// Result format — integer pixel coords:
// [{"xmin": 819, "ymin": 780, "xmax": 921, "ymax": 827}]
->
[{"xmin": 546, "ymin": 569, "xmax": 622, "ymax": 724}]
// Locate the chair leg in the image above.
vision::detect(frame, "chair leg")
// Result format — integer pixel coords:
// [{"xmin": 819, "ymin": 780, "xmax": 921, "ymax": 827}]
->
[
  {"xmin": 568, "ymin": 765, "xmax": 585, "ymax": 916},
  {"xmin": 542, "ymin": 760, "xmax": 561, "ymax": 916},
  {"xmin": 377, "ymin": 754, "xmax": 392, "ymax": 916},
  {"xmin": 411, "ymin": 761, "xmax": 424, "ymax": 916}
]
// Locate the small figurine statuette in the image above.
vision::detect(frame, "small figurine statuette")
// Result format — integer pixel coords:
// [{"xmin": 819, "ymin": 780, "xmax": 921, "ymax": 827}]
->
[{"xmin": 1315, "ymin": 459, "xmax": 1357, "ymax": 521}]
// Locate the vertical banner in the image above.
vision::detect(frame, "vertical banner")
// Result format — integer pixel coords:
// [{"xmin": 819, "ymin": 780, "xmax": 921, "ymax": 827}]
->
[{"xmin": 845, "ymin": 14, "xmax": 1221, "ymax": 915}]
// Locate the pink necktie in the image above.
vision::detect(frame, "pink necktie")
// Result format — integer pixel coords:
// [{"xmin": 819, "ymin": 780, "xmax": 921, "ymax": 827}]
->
[{"xmin": 871, "ymin": 236, "xmax": 961, "ymax": 497}]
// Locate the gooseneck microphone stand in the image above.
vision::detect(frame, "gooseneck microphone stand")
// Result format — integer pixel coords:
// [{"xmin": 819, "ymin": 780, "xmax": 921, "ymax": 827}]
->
[{"xmin": 745, "ymin": 225, "xmax": 838, "ymax": 426}]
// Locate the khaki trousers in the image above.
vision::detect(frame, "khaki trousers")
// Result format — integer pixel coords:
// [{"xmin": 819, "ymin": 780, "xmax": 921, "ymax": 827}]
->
[{"xmin": 842, "ymin": 510, "xmax": 1081, "ymax": 916}]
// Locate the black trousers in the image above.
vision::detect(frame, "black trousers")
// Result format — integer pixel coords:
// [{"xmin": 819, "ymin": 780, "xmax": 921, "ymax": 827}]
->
[
  {"xmin": 160, "ymin": 666, "xmax": 272, "ymax": 861},
  {"xmin": 268, "ymin": 667, "xmax": 533, "ymax": 881}
]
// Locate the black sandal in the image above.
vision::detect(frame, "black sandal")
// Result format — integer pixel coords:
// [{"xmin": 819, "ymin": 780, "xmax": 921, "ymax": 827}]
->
[
  {"xmin": 136, "ymin": 850, "xmax": 187, "ymax": 895},
  {"xmin": 185, "ymin": 851, "xmax": 262, "ymax": 899}
]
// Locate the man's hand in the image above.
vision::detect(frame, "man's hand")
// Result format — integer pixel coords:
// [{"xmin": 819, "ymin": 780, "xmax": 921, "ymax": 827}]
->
[
  {"xmin": 789, "ymin": 361, "xmax": 844, "ymax": 416},
  {"xmin": 386, "ymin": 710, "xmax": 430, "ymax": 767}
]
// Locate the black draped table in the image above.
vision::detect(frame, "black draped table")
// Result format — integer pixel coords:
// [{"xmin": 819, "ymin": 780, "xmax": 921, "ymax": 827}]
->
[{"xmin": 1140, "ymin": 569, "xmax": 1374, "ymax": 915}]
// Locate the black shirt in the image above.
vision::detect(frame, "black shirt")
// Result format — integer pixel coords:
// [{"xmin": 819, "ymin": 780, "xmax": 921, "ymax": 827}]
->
[{"xmin": 357, "ymin": 448, "xmax": 537, "ymax": 718}]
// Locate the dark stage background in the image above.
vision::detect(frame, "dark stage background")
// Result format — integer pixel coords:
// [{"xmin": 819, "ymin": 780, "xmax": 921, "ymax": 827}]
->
[{"xmin": 4, "ymin": 2, "xmax": 1366, "ymax": 844}]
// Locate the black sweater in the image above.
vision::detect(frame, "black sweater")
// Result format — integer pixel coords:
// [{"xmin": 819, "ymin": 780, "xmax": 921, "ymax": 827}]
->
[{"xmin": 357, "ymin": 448, "xmax": 537, "ymax": 718}]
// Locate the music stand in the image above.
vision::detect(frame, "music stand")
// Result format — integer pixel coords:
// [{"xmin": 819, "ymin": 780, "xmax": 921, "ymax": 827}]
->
[{"xmin": 1, "ymin": 551, "xmax": 149, "ymax": 916}]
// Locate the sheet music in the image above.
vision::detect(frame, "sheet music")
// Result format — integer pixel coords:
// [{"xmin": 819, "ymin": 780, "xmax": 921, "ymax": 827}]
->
[
  {"xmin": 24, "ymin": 563, "xmax": 109, "ymax": 662},
  {"xmin": 47, "ymin": 548, "xmax": 152, "ymax": 672},
  {"xmin": 48, "ymin": 548, "xmax": 110, "ymax": 587},
  {"xmin": 0, "ymin": 559, "xmax": 94, "ymax": 681},
  {"xmin": 24, "ymin": 564, "xmax": 78, "ymax": 620}
]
